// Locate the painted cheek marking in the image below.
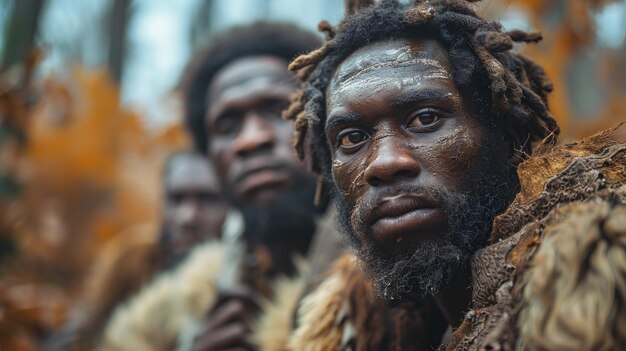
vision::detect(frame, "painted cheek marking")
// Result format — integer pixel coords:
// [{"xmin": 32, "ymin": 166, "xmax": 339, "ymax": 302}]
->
[
  {"xmin": 347, "ymin": 168, "xmax": 367, "ymax": 196},
  {"xmin": 418, "ymin": 127, "xmax": 479, "ymax": 176},
  {"xmin": 332, "ymin": 155, "xmax": 368, "ymax": 198}
]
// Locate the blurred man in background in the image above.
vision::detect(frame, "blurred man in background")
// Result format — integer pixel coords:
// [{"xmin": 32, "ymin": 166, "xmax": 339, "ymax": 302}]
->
[
  {"xmin": 100, "ymin": 23, "xmax": 346, "ymax": 351},
  {"xmin": 159, "ymin": 151, "xmax": 229, "ymax": 266},
  {"xmin": 48, "ymin": 151, "xmax": 227, "ymax": 350}
]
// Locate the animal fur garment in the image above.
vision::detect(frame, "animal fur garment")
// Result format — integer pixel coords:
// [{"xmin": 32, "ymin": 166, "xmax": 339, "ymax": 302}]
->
[
  {"xmin": 251, "ymin": 262, "xmax": 309, "ymax": 351},
  {"xmin": 288, "ymin": 255, "xmax": 447, "ymax": 351},
  {"xmin": 447, "ymin": 124, "xmax": 626, "ymax": 350},
  {"xmin": 98, "ymin": 206, "xmax": 340, "ymax": 351},
  {"xmin": 98, "ymin": 240, "xmax": 224, "ymax": 351}
]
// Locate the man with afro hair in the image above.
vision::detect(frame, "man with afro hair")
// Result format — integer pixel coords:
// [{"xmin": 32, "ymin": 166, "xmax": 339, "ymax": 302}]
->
[{"xmin": 285, "ymin": 1, "xmax": 626, "ymax": 350}]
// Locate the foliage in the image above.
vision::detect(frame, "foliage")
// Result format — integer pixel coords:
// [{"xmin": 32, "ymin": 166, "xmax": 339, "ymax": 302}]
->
[{"xmin": 0, "ymin": 60, "xmax": 188, "ymax": 349}]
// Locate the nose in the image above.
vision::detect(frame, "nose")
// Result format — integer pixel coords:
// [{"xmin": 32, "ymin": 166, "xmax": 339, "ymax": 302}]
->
[
  {"xmin": 178, "ymin": 200, "xmax": 201, "ymax": 227},
  {"xmin": 364, "ymin": 137, "xmax": 420, "ymax": 187},
  {"xmin": 232, "ymin": 113, "xmax": 275, "ymax": 157}
]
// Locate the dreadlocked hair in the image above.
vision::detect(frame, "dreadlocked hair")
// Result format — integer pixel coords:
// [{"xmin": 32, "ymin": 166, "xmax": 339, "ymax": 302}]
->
[
  {"xmin": 284, "ymin": 0, "xmax": 559, "ymax": 178},
  {"xmin": 182, "ymin": 23, "xmax": 321, "ymax": 153}
]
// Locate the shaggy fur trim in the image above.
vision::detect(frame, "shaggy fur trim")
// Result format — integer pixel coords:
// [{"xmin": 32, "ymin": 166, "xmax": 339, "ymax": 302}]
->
[
  {"xmin": 288, "ymin": 254, "xmax": 447, "ymax": 351},
  {"xmin": 516, "ymin": 202, "xmax": 626, "ymax": 350},
  {"xmin": 288, "ymin": 255, "xmax": 366, "ymax": 351},
  {"xmin": 99, "ymin": 240, "xmax": 224, "ymax": 351},
  {"xmin": 251, "ymin": 260, "xmax": 309, "ymax": 351},
  {"xmin": 447, "ymin": 124, "xmax": 626, "ymax": 350}
]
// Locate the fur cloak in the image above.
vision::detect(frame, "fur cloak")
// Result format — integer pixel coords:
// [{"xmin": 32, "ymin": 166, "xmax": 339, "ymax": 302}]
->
[
  {"xmin": 98, "ymin": 240, "xmax": 224, "ymax": 351},
  {"xmin": 447, "ymin": 125, "xmax": 626, "ymax": 350}
]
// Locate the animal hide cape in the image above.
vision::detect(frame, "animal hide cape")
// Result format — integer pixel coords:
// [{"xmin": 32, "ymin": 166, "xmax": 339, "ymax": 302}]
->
[
  {"xmin": 98, "ymin": 240, "xmax": 224, "ymax": 351},
  {"xmin": 447, "ymin": 125, "xmax": 626, "ymax": 350},
  {"xmin": 98, "ymin": 231, "xmax": 321, "ymax": 351},
  {"xmin": 251, "ymin": 262, "xmax": 309, "ymax": 351}
]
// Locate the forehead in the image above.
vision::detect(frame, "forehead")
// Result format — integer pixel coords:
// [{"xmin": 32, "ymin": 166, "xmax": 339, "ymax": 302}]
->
[
  {"xmin": 208, "ymin": 56, "xmax": 293, "ymax": 103},
  {"xmin": 166, "ymin": 156, "xmax": 219, "ymax": 192},
  {"xmin": 329, "ymin": 38, "xmax": 453, "ymax": 98}
]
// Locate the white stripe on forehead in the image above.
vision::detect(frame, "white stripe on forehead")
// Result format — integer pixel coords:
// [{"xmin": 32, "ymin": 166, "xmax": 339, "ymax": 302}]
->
[
  {"xmin": 334, "ymin": 72, "xmax": 453, "ymax": 97},
  {"xmin": 334, "ymin": 46, "xmax": 451, "ymax": 91}
]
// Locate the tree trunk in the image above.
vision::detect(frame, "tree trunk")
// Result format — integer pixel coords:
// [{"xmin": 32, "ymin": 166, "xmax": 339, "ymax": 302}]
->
[
  {"xmin": 107, "ymin": 0, "xmax": 131, "ymax": 82},
  {"xmin": 1, "ymin": 0, "xmax": 45, "ymax": 70}
]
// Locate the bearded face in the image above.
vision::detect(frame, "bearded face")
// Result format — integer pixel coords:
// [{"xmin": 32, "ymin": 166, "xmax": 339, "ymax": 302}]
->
[
  {"xmin": 324, "ymin": 38, "xmax": 519, "ymax": 300},
  {"xmin": 205, "ymin": 56, "xmax": 318, "ymax": 247}
]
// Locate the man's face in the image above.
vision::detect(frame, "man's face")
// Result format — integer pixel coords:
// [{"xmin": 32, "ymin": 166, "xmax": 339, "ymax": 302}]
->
[
  {"xmin": 325, "ymin": 39, "xmax": 516, "ymax": 299},
  {"xmin": 163, "ymin": 155, "xmax": 228, "ymax": 263},
  {"xmin": 206, "ymin": 56, "xmax": 312, "ymax": 207},
  {"xmin": 206, "ymin": 56, "xmax": 317, "ymax": 245}
]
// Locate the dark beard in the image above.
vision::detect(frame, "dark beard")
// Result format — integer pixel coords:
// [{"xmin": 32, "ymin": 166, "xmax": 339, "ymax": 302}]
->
[
  {"xmin": 239, "ymin": 171, "xmax": 318, "ymax": 248},
  {"xmin": 335, "ymin": 165, "xmax": 517, "ymax": 301}
]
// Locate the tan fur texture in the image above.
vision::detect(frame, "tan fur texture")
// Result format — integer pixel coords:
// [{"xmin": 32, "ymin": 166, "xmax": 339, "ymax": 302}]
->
[
  {"xmin": 252, "ymin": 261, "xmax": 308, "ymax": 351},
  {"xmin": 288, "ymin": 255, "xmax": 447, "ymax": 351},
  {"xmin": 516, "ymin": 202, "xmax": 626, "ymax": 351},
  {"xmin": 288, "ymin": 255, "xmax": 364, "ymax": 351},
  {"xmin": 446, "ymin": 125, "xmax": 626, "ymax": 350},
  {"xmin": 99, "ymin": 240, "xmax": 224, "ymax": 351}
]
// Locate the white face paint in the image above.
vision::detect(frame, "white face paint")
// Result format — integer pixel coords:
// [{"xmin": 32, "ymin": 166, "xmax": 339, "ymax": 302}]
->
[{"xmin": 332, "ymin": 45, "xmax": 452, "ymax": 96}]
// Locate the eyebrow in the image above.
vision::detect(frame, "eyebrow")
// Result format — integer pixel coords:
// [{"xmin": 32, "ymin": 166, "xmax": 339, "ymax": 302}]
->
[
  {"xmin": 325, "ymin": 87, "xmax": 459, "ymax": 132},
  {"xmin": 390, "ymin": 87, "xmax": 458, "ymax": 108},
  {"xmin": 325, "ymin": 111, "xmax": 363, "ymax": 133},
  {"xmin": 209, "ymin": 89, "xmax": 290, "ymax": 119},
  {"xmin": 216, "ymin": 73, "xmax": 295, "ymax": 92}
]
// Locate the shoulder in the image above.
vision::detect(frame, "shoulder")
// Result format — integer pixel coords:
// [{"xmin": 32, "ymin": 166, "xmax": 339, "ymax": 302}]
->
[
  {"xmin": 88, "ymin": 224, "xmax": 160, "ymax": 287},
  {"xmin": 288, "ymin": 254, "xmax": 375, "ymax": 351},
  {"xmin": 251, "ymin": 260, "xmax": 309, "ymax": 351},
  {"xmin": 99, "ymin": 240, "xmax": 225, "ymax": 351},
  {"xmin": 515, "ymin": 199, "xmax": 626, "ymax": 350},
  {"xmin": 491, "ymin": 124, "xmax": 626, "ymax": 243},
  {"xmin": 451, "ymin": 125, "xmax": 626, "ymax": 350}
]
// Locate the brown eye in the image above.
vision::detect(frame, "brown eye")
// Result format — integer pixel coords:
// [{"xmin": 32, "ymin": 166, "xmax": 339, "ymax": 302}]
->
[
  {"xmin": 409, "ymin": 111, "xmax": 440, "ymax": 128},
  {"xmin": 339, "ymin": 130, "xmax": 368, "ymax": 148}
]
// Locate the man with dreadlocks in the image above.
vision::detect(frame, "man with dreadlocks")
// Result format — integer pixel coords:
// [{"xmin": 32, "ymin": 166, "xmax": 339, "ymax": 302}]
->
[{"xmin": 284, "ymin": 0, "xmax": 626, "ymax": 350}]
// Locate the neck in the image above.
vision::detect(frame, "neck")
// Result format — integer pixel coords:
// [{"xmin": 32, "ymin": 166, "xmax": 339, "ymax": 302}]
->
[
  {"xmin": 432, "ymin": 266, "xmax": 472, "ymax": 329},
  {"xmin": 246, "ymin": 220, "xmax": 315, "ymax": 277},
  {"xmin": 266, "ymin": 238, "xmax": 311, "ymax": 276}
]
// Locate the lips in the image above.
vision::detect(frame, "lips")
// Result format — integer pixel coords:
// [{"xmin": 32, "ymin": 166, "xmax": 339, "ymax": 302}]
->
[{"xmin": 367, "ymin": 194, "xmax": 443, "ymax": 241}]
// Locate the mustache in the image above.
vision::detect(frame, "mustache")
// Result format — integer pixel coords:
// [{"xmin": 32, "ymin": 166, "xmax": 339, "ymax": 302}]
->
[
  {"xmin": 231, "ymin": 159, "xmax": 293, "ymax": 185},
  {"xmin": 350, "ymin": 184, "xmax": 450, "ymax": 236}
]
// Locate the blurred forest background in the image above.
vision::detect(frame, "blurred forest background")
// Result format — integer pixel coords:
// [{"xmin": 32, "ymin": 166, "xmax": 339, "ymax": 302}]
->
[{"xmin": 0, "ymin": 0, "xmax": 624, "ymax": 349}]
